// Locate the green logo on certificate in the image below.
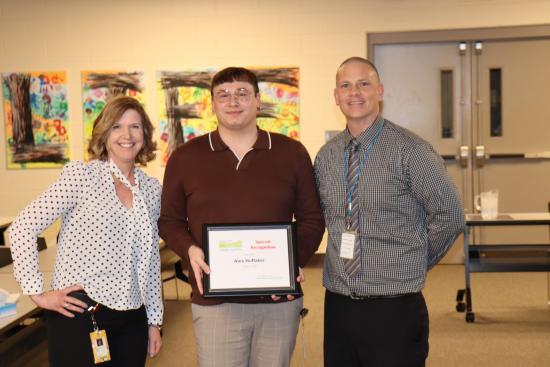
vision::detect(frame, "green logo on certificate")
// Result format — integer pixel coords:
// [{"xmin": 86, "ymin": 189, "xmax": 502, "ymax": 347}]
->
[{"xmin": 218, "ymin": 240, "xmax": 243, "ymax": 249}]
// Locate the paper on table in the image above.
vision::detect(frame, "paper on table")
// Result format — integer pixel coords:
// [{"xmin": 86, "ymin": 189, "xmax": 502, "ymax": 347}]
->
[{"xmin": 0, "ymin": 303, "xmax": 16, "ymax": 318}]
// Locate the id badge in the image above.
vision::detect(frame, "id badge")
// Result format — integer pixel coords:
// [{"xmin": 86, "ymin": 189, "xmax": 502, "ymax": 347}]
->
[
  {"xmin": 90, "ymin": 329, "xmax": 111, "ymax": 363},
  {"xmin": 340, "ymin": 230, "xmax": 356, "ymax": 259}
]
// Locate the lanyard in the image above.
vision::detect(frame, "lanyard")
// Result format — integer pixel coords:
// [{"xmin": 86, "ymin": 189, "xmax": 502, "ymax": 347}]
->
[{"xmin": 343, "ymin": 122, "xmax": 384, "ymax": 219}]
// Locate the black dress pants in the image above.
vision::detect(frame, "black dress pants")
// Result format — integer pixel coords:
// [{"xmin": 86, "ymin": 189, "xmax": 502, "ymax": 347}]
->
[
  {"xmin": 46, "ymin": 294, "xmax": 148, "ymax": 367},
  {"xmin": 324, "ymin": 290, "xmax": 429, "ymax": 367}
]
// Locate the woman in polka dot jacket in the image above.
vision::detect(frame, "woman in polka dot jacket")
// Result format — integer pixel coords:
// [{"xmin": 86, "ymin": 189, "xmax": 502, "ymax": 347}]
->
[{"xmin": 9, "ymin": 96, "xmax": 163, "ymax": 367}]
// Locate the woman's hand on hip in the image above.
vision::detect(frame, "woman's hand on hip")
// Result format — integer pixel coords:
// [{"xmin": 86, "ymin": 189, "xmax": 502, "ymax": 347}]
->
[{"xmin": 30, "ymin": 284, "xmax": 87, "ymax": 318}]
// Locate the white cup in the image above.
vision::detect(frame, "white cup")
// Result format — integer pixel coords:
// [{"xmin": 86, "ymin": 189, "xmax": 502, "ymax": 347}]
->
[{"xmin": 475, "ymin": 189, "xmax": 499, "ymax": 219}]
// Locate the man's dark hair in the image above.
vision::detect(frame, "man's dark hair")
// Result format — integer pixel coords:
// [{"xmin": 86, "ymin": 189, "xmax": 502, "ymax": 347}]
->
[{"xmin": 211, "ymin": 67, "xmax": 260, "ymax": 95}]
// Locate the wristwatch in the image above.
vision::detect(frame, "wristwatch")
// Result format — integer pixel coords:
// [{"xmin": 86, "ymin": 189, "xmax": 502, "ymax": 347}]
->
[{"xmin": 149, "ymin": 324, "xmax": 163, "ymax": 332}]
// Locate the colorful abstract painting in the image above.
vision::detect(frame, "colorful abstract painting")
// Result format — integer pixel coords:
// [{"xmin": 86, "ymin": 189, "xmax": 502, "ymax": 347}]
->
[
  {"xmin": 2, "ymin": 71, "xmax": 70, "ymax": 169},
  {"xmin": 157, "ymin": 67, "xmax": 300, "ymax": 165},
  {"xmin": 81, "ymin": 70, "xmax": 145, "ymax": 160}
]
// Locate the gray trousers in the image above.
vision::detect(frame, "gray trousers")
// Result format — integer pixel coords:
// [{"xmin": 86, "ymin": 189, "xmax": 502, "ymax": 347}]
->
[{"xmin": 191, "ymin": 299, "xmax": 303, "ymax": 367}]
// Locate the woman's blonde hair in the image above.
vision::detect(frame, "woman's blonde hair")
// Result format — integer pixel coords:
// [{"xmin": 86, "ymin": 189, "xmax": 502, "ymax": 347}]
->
[{"xmin": 87, "ymin": 95, "xmax": 156, "ymax": 165}]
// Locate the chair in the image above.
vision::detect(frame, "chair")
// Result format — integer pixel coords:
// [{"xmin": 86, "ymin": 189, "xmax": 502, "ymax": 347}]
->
[
  {"xmin": 0, "ymin": 237, "xmax": 46, "ymax": 268},
  {"xmin": 0, "ymin": 247, "xmax": 13, "ymax": 267},
  {"xmin": 547, "ymin": 202, "xmax": 550, "ymax": 304},
  {"xmin": 160, "ymin": 241, "xmax": 189, "ymax": 300},
  {"xmin": 37, "ymin": 237, "xmax": 47, "ymax": 251}
]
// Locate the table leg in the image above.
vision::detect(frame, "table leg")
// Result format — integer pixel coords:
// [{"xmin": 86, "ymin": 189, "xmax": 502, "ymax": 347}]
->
[{"xmin": 464, "ymin": 226, "xmax": 475, "ymax": 322}]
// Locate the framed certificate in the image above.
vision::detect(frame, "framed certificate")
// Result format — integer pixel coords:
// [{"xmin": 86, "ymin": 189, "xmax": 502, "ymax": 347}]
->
[{"xmin": 202, "ymin": 222, "xmax": 300, "ymax": 298}]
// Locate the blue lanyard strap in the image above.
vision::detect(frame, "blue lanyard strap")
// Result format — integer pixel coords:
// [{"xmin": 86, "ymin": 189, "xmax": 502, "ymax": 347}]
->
[{"xmin": 343, "ymin": 122, "xmax": 385, "ymax": 217}]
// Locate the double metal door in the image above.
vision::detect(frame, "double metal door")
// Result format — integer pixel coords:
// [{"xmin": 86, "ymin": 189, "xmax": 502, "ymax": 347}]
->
[{"xmin": 372, "ymin": 28, "xmax": 550, "ymax": 262}]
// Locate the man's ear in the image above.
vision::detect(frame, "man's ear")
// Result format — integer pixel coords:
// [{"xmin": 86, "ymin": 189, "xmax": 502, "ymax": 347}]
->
[
  {"xmin": 377, "ymin": 83, "xmax": 384, "ymax": 101},
  {"xmin": 256, "ymin": 93, "xmax": 261, "ymax": 111},
  {"xmin": 212, "ymin": 101, "xmax": 217, "ymax": 115},
  {"xmin": 334, "ymin": 88, "xmax": 340, "ymax": 106}
]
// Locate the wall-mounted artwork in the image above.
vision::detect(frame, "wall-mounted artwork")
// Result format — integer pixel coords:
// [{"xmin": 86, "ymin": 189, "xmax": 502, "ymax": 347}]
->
[
  {"xmin": 81, "ymin": 70, "xmax": 145, "ymax": 160},
  {"xmin": 157, "ymin": 67, "xmax": 300, "ymax": 165},
  {"xmin": 2, "ymin": 71, "xmax": 70, "ymax": 169}
]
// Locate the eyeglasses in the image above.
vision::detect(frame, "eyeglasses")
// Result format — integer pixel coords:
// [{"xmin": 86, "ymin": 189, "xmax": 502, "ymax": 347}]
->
[{"xmin": 214, "ymin": 88, "xmax": 253, "ymax": 104}]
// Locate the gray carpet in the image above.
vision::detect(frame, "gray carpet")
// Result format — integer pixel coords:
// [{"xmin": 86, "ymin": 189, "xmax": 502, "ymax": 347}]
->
[{"xmin": 149, "ymin": 258, "xmax": 550, "ymax": 367}]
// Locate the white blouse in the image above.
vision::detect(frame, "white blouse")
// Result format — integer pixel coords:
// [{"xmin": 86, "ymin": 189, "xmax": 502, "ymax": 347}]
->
[{"xmin": 9, "ymin": 160, "xmax": 163, "ymax": 325}]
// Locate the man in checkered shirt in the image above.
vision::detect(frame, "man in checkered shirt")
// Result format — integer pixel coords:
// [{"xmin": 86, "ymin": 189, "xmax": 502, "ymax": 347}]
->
[{"xmin": 314, "ymin": 57, "xmax": 465, "ymax": 367}]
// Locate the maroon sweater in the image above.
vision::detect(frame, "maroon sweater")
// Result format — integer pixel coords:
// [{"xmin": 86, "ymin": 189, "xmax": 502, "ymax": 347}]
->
[{"xmin": 158, "ymin": 129, "xmax": 325, "ymax": 305}]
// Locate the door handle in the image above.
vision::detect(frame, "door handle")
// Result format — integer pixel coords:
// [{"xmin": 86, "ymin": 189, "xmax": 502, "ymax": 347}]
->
[
  {"xmin": 459, "ymin": 146, "xmax": 469, "ymax": 168},
  {"xmin": 486, "ymin": 152, "xmax": 550, "ymax": 160},
  {"xmin": 475, "ymin": 146, "xmax": 486, "ymax": 168}
]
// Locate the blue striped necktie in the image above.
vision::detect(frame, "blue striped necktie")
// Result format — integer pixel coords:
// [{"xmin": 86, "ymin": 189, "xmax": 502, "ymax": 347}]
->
[{"xmin": 345, "ymin": 138, "xmax": 361, "ymax": 277}]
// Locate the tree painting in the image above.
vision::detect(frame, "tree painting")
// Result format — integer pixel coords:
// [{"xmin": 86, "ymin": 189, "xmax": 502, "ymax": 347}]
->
[
  {"xmin": 157, "ymin": 67, "xmax": 300, "ymax": 165},
  {"xmin": 81, "ymin": 71, "xmax": 145, "ymax": 160},
  {"xmin": 2, "ymin": 71, "xmax": 70, "ymax": 169}
]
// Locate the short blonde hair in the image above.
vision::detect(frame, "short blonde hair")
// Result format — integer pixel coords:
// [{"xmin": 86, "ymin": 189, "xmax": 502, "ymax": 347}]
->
[
  {"xmin": 337, "ymin": 57, "xmax": 381, "ymax": 83},
  {"xmin": 87, "ymin": 96, "xmax": 156, "ymax": 165}
]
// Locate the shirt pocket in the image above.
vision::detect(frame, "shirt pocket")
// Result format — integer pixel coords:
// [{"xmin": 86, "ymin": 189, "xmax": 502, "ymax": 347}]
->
[{"xmin": 362, "ymin": 173, "xmax": 416, "ymax": 236}]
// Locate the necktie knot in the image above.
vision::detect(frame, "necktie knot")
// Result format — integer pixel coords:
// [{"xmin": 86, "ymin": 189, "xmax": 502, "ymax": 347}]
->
[{"xmin": 350, "ymin": 138, "xmax": 360, "ymax": 153}]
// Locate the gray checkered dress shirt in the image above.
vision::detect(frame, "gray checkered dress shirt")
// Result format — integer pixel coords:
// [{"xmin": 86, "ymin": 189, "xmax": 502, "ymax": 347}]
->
[{"xmin": 314, "ymin": 116, "xmax": 465, "ymax": 297}]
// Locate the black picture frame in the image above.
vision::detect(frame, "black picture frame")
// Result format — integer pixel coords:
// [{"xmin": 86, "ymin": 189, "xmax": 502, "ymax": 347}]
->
[{"xmin": 202, "ymin": 222, "xmax": 300, "ymax": 298}]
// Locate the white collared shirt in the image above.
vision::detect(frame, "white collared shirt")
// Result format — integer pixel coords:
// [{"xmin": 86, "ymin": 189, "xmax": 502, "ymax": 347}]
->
[{"xmin": 9, "ymin": 160, "xmax": 163, "ymax": 325}]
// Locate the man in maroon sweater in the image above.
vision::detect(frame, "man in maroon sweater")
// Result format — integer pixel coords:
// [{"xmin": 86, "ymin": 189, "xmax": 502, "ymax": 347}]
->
[{"xmin": 158, "ymin": 67, "xmax": 324, "ymax": 366}]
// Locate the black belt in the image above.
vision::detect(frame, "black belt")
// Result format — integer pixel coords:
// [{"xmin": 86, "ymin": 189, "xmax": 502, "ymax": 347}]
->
[
  {"xmin": 348, "ymin": 292, "xmax": 420, "ymax": 300},
  {"xmin": 67, "ymin": 291, "xmax": 98, "ymax": 309}
]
